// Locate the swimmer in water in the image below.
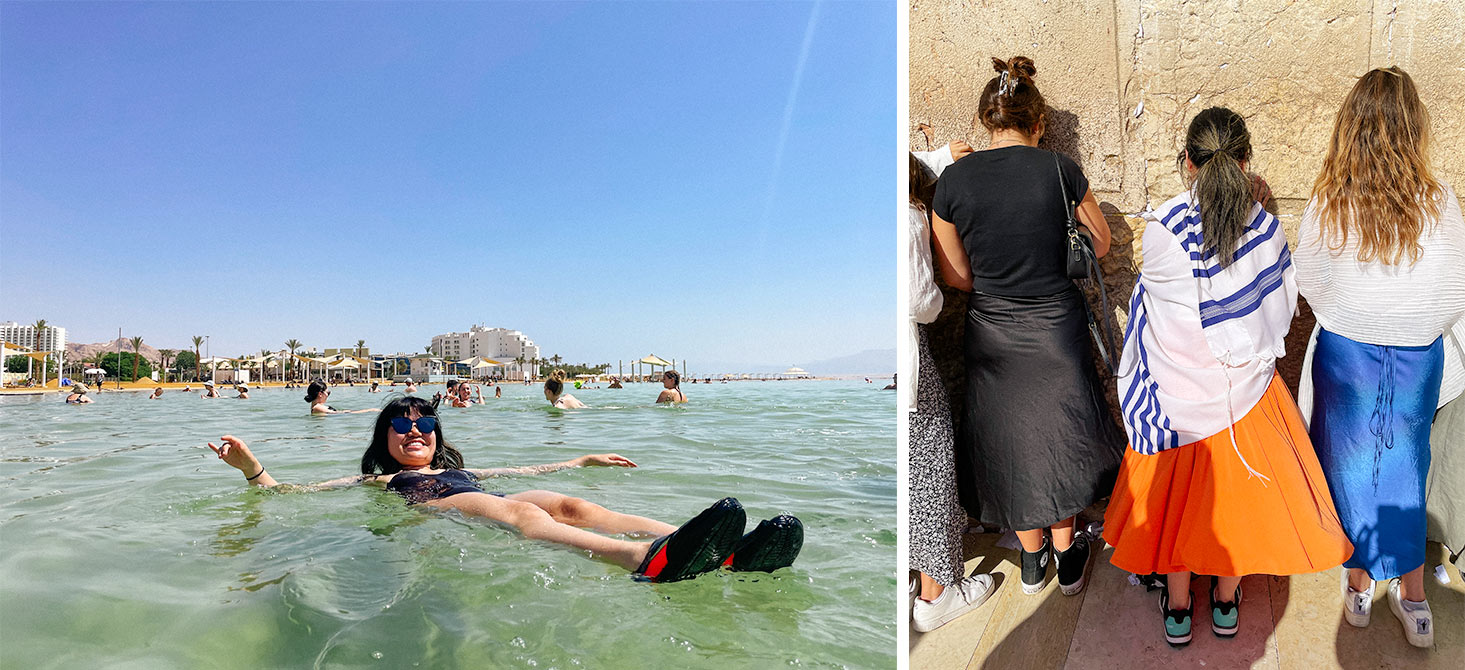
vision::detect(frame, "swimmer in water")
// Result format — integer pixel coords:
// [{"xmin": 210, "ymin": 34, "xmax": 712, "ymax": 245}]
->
[
  {"xmin": 236, "ymin": 385, "xmax": 250, "ymax": 399},
  {"xmin": 207, "ymin": 395, "xmax": 803, "ymax": 581},
  {"xmin": 182, "ymin": 385, "xmax": 193, "ymax": 393},
  {"xmin": 149, "ymin": 387, "xmax": 165, "ymax": 399},
  {"xmin": 369, "ymin": 381, "xmax": 380, "ymax": 393},
  {"xmin": 305, "ymin": 379, "xmax": 378, "ymax": 415},
  {"xmin": 544, "ymin": 370, "xmax": 587, "ymax": 409},
  {"xmin": 202, "ymin": 381, "xmax": 221, "ymax": 399},
  {"xmin": 494, "ymin": 386, "xmax": 502, "ymax": 399},
  {"xmin": 656, "ymin": 370, "xmax": 688, "ymax": 404},
  {"xmin": 404, "ymin": 378, "xmax": 418, "ymax": 393},
  {"xmin": 66, "ymin": 384, "xmax": 94, "ymax": 404}
]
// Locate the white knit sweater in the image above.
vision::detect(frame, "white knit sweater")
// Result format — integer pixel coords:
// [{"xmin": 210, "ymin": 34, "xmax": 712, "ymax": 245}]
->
[{"xmin": 1294, "ymin": 181, "xmax": 1465, "ymax": 414}]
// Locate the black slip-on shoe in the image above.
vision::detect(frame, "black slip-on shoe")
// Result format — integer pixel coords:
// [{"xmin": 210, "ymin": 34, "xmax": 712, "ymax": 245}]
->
[
  {"xmin": 633, "ymin": 497, "xmax": 745, "ymax": 583},
  {"xmin": 723, "ymin": 514, "xmax": 803, "ymax": 572}
]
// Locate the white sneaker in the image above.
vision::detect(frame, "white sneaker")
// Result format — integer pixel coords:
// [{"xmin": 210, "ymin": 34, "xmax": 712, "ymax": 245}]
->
[
  {"xmin": 1341, "ymin": 570, "xmax": 1374, "ymax": 628},
  {"xmin": 912, "ymin": 574, "xmax": 996, "ymax": 633},
  {"xmin": 1387, "ymin": 578, "xmax": 1433, "ymax": 648}
]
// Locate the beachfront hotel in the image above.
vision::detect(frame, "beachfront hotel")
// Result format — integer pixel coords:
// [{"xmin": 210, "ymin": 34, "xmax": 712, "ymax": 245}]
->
[
  {"xmin": 0, "ymin": 321, "xmax": 67, "ymax": 353},
  {"xmin": 430, "ymin": 325, "xmax": 540, "ymax": 367}
]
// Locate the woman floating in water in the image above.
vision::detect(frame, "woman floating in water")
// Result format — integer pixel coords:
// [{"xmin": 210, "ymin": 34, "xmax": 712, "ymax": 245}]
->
[
  {"xmin": 544, "ymin": 370, "xmax": 587, "ymax": 408},
  {"xmin": 207, "ymin": 396, "xmax": 802, "ymax": 582},
  {"xmin": 656, "ymin": 370, "xmax": 687, "ymax": 404},
  {"xmin": 305, "ymin": 380, "xmax": 378, "ymax": 415}
]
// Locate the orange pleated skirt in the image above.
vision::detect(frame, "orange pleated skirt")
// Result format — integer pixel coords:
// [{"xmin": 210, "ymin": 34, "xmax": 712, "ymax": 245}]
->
[{"xmin": 1103, "ymin": 373, "xmax": 1353, "ymax": 577}]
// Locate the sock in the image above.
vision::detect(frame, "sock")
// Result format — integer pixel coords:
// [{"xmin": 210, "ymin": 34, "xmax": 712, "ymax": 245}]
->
[{"xmin": 1400, "ymin": 597, "xmax": 1429, "ymax": 612}]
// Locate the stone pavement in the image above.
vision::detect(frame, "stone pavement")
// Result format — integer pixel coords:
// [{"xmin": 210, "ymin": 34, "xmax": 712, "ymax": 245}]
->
[{"xmin": 910, "ymin": 531, "xmax": 1464, "ymax": 669}]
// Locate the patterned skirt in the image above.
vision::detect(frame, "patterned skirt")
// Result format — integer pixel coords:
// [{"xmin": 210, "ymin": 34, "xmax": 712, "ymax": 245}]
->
[{"xmin": 908, "ymin": 325, "xmax": 966, "ymax": 585}]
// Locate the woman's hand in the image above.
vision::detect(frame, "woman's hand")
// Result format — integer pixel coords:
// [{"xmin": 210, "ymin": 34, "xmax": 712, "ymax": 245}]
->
[
  {"xmin": 208, "ymin": 435, "xmax": 264, "ymax": 479},
  {"xmin": 575, "ymin": 453, "xmax": 637, "ymax": 468},
  {"xmin": 949, "ymin": 140, "xmax": 973, "ymax": 161}
]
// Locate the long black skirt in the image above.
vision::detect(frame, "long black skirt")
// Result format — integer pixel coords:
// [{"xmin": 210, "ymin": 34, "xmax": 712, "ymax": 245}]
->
[{"xmin": 957, "ymin": 288, "xmax": 1124, "ymax": 531}]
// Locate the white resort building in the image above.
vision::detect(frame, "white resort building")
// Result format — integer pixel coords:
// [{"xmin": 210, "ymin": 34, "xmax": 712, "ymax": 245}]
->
[
  {"xmin": 0, "ymin": 321, "xmax": 67, "ymax": 353},
  {"xmin": 430, "ymin": 325, "xmax": 541, "ymax": 380}
]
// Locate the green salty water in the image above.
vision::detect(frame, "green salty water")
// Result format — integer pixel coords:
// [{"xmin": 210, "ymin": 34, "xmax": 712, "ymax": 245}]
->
[{"xmin": 0, "ymin": 380, "xmax": 895, "ymax": 669}]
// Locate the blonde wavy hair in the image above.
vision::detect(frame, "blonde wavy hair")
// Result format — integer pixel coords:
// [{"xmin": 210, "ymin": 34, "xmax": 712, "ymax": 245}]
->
[{"xmin": 1310, "ymin": 67, "xmax": 1444, "ymax": 265}]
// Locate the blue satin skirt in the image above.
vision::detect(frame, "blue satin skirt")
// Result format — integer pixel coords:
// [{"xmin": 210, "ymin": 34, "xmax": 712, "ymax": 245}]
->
[{"xmin": 1310, "ymin": 328, "xmax": 1443, "ymax": 580}]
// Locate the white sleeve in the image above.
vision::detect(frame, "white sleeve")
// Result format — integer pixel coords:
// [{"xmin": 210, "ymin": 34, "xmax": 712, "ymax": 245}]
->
[
  {"xmin": 911, "ymin": 144, "xmax": 956, "ymax": 178},
  {"xmin": 1293, "ymin": 198, "xmax": 1335, "ymax": 318}
]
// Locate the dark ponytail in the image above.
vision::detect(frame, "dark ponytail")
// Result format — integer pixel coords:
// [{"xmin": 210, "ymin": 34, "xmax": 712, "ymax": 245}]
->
[{"xmin": 1183, "ymin": 107, "xmax": 1253, "ymax": 268}]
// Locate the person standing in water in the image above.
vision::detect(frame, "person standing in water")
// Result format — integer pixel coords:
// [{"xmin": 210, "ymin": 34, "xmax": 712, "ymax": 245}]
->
[
  {"xmin": 656, "ymin": 370, "xmax": 687, "ymax": 404},
  {"xmin": 544, "ymin": 370, "xmax": 587, "ymax": 408}
]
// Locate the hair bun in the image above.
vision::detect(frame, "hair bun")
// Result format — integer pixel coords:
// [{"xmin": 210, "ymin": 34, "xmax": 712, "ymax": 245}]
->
[{"xmin": 1008, "ymin": 56, "xmax": 1037, "ymax": 79}]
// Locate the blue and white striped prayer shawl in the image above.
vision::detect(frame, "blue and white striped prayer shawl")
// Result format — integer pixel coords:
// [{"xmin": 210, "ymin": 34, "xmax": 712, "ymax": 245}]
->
[{"xmin": 1118, "ymin": 191, "xmax": 1298, "ymax": 455}]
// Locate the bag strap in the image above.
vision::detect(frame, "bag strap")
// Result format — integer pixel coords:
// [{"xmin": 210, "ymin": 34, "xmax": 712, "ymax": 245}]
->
[{"xmin": 1053, "ymin": 152, "xmax": 1120, "ymax": 376}]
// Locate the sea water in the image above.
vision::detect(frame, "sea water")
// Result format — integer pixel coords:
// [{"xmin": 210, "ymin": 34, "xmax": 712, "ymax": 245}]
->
[{"xmin": 0, "ymin": 380, "xmax": 895, "ymax": 669}]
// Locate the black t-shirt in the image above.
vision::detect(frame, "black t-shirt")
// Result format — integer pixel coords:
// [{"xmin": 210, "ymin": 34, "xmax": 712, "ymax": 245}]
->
[{"xmin": 932, "ymin": 146, "xmax": 1089, "ymax": 297}]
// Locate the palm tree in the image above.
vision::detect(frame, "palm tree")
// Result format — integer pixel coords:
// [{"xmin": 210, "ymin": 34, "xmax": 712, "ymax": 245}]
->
[
  {"xmin": 284, "ymin": 339, "xmax": 301, "ymax": 381},
  {"xmin": 157, "ymin": 349, "xmax": 175, "ymax": 384},
  {"xmin": 356, "ymin": 340, "xmax": 366, "ymax": 381},
  {"xmin": 513, "ymin": 355, "xmax": 525, "ymax": 381},
  {"xmin": 192, "ymin": 336, "xmax": 204, "ymax": 381},
  {"xmin": 129, "ymin": 336, "xmax": 144, "ymax": 382},
  {"xmin": 550, "ymin": 354, "xmax": 563, "ymax": 367}
]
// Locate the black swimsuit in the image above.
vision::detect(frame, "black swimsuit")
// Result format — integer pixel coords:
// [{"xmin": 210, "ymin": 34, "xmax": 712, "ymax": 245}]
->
[{"xmin": 387, "ymin": 469, "xmax": 503, "ymax": 505}]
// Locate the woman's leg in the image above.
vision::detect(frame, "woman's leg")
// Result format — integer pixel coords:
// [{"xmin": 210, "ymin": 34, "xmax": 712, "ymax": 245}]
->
[
  {"xmin": 429, "ymin": 492, "xmax": 648, "ymax": 570},
  {"xmin": 1167, "ymin": 571, "xmax": 1192, "ymax": 608},
  {"xmin": 1050, "ymin": 517, "xmax": 1075, "ymax": 552},
  {"xmin": 919, "ymin": 571, "xmax": 945, "ymax": 601},
  {"xmin": 1214, "ymin": 575, "xmax": 1242, "ymax": 602},
  {"xmin": 506, "ymin": 490, "xmax": 678, "ymax": 536},
  {"xmin": 1016, "ymin": 516, "xmax": 1075, "ymax": 552},
  {"xmin": 1399, "ymin": 564, "xmax": 1427, "ymax": 602},
  {"xmin": 1347, "ymin": 567, "xmax": 1373, "ymax": 592}
]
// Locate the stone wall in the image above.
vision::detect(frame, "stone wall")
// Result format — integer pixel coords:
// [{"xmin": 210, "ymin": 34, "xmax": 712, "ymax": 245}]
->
[{"xmin": 911, "ymin": 0, "xmax": 1465, "ymax": 428}]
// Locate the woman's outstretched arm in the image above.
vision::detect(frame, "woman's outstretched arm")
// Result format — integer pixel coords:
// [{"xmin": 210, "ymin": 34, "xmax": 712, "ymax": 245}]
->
[
  {"xmin": 466, "ymin": 453, "xmax": 637, "ymax": 478},
  {"xmin": 208, "ymin": 435, "xmax": 280, "ymax": 487},
  {"xmin": 207, "ymin": 435, "xmax": 383, "ymax": 490}
]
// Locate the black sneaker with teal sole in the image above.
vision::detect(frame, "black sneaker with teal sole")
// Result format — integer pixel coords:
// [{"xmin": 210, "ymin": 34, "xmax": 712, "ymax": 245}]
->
[
  {"xmin": 1210, "ymin": 577, "xmax": 1241, "ymax": 638},
  {"xmin": 1160, "ymin": 589, "xmax": 1194, "ymax": 648}
]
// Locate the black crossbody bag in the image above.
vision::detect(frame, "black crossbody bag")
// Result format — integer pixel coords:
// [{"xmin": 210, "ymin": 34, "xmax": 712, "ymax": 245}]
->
[{"xmin": 1054, "ymin": 152, "xmax": 1118, "ymax": 375}]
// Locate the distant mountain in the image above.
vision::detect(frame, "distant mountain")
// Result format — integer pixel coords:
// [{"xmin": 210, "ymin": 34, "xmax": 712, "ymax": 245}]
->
[
  {"xmin": 67, "ymin": 339, "xmax": 164, "ymax": 363},
  {"xmin": 799, "ymin": 349, "xmax": 894, "ymax": 376},
  {"xmin": 692, "ymin": 348, "xmax": 895, "ymax": 377}
]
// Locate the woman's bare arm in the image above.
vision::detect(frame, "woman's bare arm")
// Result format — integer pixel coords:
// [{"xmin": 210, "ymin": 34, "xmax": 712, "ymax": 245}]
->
[
  {"xmin": 929, "ymin": 211, "xmax": 973, "ymax": 291},
  {"xmin": 1074, "ymin": 188, "xmax": 1112, "ymax": 258},
  {"xmin": 465, "ymin": 454, "xmax": 637, "ymax": 478}
]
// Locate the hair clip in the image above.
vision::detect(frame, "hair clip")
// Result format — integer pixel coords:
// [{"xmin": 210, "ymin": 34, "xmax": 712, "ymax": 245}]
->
[{"xmin": 997, "ymin": 71, "xmax": 1012, "ymax": 96}]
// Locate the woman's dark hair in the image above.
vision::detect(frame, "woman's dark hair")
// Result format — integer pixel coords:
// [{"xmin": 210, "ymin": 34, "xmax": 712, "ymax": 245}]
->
[
  {"xmin": 977, "ymin": 56, "xmax": 1045, "ymax": 134},
  {"xmin": 1182, "ymin": 107, "xmax": 1253, "ymax": 268},
  {"xmin": 664, "ymin": 369, "xmax": 680, "ymax": 388},
  {"xmin": 909, "ymin": 153, "xmax": 936, "ymax": 208},
  {"xmin": 544, "ymin": 369, "xmax": 566, "ymax": 395},
  {"xmin": 360, "ymin": 395, "xmax": 464, "ymax": 474},
  {"xmin": 305, "ymin": 380, "xmax": 327, "ymax": 402}
]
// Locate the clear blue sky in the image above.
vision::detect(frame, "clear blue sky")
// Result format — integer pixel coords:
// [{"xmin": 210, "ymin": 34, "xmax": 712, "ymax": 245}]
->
[{"xmin": 0, "ymin": 1, "xmax": 894, "ymax": 371}]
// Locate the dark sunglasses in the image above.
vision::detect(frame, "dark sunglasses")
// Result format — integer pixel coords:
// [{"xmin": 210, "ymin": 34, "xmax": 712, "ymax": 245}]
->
[{"xmin": 390, "ymin": 416, "xmax": 437, "ymax": 435}]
